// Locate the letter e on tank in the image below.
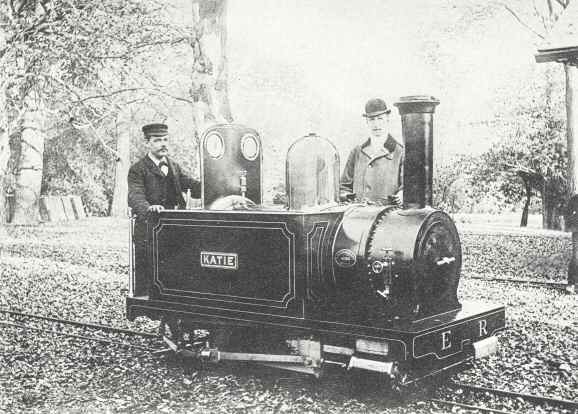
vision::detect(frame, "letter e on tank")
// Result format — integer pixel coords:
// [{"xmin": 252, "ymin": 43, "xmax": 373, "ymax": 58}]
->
[{"xmin": 441, "ymin": 330, "xmax": 452, "ymax": 351}]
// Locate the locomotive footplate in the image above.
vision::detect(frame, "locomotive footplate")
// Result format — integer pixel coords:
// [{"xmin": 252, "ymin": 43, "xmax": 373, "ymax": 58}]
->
[{"xmin": 127, "ymin": 296, "xmax": 505, "ymax": 380}]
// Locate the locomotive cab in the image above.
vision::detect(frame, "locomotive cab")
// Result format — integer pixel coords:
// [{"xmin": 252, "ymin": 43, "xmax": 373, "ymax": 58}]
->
[{"xmin": 126, "ymin": 96, "xmax": 505, "ymax": 387}]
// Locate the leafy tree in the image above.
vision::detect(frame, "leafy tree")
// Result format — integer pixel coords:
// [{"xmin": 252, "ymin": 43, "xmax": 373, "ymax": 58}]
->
[
  {"xmin": 433, "ymin": 155, "xmax": 477, "ymax": 213},
  {"xmin": 471, "ymin": 102, "xmax": 567, "ymax": 228},
  {"xmin": 0, "ymin": 0, "xmax": 205, "ymax": 221}
]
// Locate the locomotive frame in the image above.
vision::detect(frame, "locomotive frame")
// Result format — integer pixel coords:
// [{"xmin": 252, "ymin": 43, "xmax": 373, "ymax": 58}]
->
[{"xmin": 126, "ymin": 96, "xmax": 505, "ymax": 387}]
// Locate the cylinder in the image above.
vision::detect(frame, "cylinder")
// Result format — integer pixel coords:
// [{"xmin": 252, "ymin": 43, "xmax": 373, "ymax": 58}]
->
[{"xmin": 394, "ymin": 96, "xmax": 439, "ymax": 209}]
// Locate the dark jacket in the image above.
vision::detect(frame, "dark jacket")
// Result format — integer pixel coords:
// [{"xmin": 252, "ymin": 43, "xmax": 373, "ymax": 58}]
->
[
  {"xmin": 127, "ymin": 155, "xmax": 201, "ymax": 219},
  {"xmin": 340, "ymin": 135, "xmax": 403, "ymax": 202}
]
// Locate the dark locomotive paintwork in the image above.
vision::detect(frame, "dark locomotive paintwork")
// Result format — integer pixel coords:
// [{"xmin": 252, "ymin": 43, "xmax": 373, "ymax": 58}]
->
[
  {"xmin": 127, "ymin": 295, "xmax": 503, "ymax": 367},
  {"xmin": 146, "ymin": 208, "xmax": 345, "ymax": 317},
  {"xmin": 127, "ymin": 96, "xmax": 505, "ymax": 385},
  {"xmin": 140, "ymin": 204, "xmax": 462, "ymax": 324},
  {"xmin": 395, "ymin": 96, "xmax": 439, "ymax": 209}
]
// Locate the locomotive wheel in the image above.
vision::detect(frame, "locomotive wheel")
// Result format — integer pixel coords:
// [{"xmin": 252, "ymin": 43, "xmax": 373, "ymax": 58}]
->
[
  {"xmin": 159, "ymin": 317, "xmax": 208, "ymax": 353},
  {"xmin": 159, "ymin": 316, "xmax": 183, "ymax": 347},
  {"xmin": 206, "ymin": 325, "xmax": 289, "ymax": 354},
  {"xmin": 345, "ymin": 369, "xmax": 401, "ymax": 398}
]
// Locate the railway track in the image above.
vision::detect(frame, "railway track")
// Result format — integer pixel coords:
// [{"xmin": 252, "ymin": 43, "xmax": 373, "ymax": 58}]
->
[
  {"xmin": 430, "ymin": 398, "xmax": 515, "ymax": 414},
  {"xmin": 439, "ymin": 381, "xmax": 578, "ymax": 413},
  {"xmin": 466, "ymin": 275, "xmax": 568, "ymax": 289},
  {"xmin": 0, "ymin": 309, "xmax": 158, "ymax": 337},
  {"xmin": 0, "ymin": 309, "xmax": 162, "ymax": 353}
]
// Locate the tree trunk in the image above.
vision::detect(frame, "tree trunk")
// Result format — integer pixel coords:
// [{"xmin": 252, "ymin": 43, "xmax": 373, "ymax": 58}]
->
[
  {"xmin": 0, "ymin": 21, "xmax": 9, "ymax": 235},
  {"xmin": 10, "ymin": 110, "xmax": 45, "ymax": 225},
  {"xmin": 190, "ymin": 0, "xmax": 233, "ymax": 136},
  {"xmin": 110, "ymin": 112, "xmax": 131, "ymax": 217},
  {"xmin": 0, "ymin": 127, "xmax": 8, "ymax": 234},
  {"xmin": 542, "ymin": 181, "xmax": 562, "ymax": 230},
  {"xmin": 565, "ymin": 63, "xmax": 578, "ymax": 196},
  {"xmin": 520, "ymin": 175, "xmax": 532, "ymax": 227}
]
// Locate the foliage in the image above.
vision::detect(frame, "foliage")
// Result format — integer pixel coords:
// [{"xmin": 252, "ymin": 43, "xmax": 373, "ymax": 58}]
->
[
  {"xmin": 463, "ymin": 89, "xmax": 568, "ymax": 227},
  {"xmin": 433, "ymin": 155, "xmax": 476, "ymax": 213},
  {"xmin": 0, "ymin": 0, "xmax": 197, "ymax": 217},
  {"xmin": 41, "ymin": 125, "xmax": 114, "ymax": 215}
]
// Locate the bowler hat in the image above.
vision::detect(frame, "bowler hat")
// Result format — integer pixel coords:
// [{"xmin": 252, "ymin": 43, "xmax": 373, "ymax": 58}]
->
[
  {"xmin": 363, "ymin": 98, "xmax": 391, "ymax": 118},
  {"xmin": 142, "ymin": 123, "xmax": 168, "ymax": 137}
]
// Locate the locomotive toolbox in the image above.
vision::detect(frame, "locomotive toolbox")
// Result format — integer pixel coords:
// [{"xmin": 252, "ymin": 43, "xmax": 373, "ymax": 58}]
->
[{"xmin": 127, "ymin": 96, "xmax": 505, "ymax": 388}]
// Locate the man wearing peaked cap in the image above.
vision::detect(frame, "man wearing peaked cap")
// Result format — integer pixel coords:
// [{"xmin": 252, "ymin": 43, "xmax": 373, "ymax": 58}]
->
[
  {"xmin": 128, "ymin": 123, "xmax": 200, "ymax": 217},
  {"xmin": 141, "ymin": 123, "xmax": 168, "ymax": 136},
  {"xmin": 340, "ymin": 98, "xmax": 404, "ymax": 205},
  {"xmin": 128, "ymin": 123, "xmax": 201, "ymax": 295}
]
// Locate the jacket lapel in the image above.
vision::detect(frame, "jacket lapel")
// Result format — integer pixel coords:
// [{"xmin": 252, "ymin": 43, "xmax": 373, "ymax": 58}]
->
[
  {"xmin": 144, "ymin": 155, "xmax": 165, "ymax": 177},
  {"xmin": 167, "ymin": 158, "xmax": 183, "ymax": 197}
]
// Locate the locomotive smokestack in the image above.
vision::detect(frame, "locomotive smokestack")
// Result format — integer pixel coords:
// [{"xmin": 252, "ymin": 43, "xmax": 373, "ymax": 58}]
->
[{"xmin": 394, "ymin": 96, "xmax": 440, "ymax": 209}]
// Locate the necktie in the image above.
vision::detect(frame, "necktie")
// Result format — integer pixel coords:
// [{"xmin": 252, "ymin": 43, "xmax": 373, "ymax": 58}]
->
[{"xmin": 159, "ymin": 160, "xmax": 168, "ymax": 176}]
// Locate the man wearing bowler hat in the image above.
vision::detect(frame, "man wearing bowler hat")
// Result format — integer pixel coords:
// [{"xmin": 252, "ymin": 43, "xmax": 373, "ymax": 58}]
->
[
  {"xmin": 340, "ymin": 98, "xmax": 403, "ymax": 205},
  {"xmin": 128, "ymin": 123, "xmax": 201, "ymax": 295}
]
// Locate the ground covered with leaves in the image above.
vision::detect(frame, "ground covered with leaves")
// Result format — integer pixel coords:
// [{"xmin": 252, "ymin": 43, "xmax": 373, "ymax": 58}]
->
[{"xmin": 0, "ymin": 218, "xmax": 576, "ymax": 413}]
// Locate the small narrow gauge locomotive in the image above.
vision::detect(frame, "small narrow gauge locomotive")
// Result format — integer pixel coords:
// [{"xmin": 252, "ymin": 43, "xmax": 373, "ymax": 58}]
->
[{"xmin": 126, "ymin": 96, "xmax": 505, "ymax": 387}]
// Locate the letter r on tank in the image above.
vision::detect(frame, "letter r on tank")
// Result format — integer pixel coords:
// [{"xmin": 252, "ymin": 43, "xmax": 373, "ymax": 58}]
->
[
  {"xmin": 479, "ymin": 319, "xmax": 488, "ymax": 336},
  {"xmin": 441, "ymin": 330, "xmax": 452, "ymax": 350}
]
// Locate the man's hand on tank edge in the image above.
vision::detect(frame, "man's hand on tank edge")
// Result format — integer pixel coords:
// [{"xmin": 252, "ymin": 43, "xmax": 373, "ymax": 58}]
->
[{"xmin": 148, "ymin": 205, "xmax": 165, "ymax": 213}]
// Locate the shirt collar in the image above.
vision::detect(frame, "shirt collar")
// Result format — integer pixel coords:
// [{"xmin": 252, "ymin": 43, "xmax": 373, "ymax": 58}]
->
[
  {"xmin": 360, "ymin": 136, "xmax": 395, "ymax": 158},
  {"xmin": 361, "ymin": 135, "xmax": 396, "ymax": 149},
  {"xmin": 147, "ymin": 153, "xmax": 167, "ymax": 167}
]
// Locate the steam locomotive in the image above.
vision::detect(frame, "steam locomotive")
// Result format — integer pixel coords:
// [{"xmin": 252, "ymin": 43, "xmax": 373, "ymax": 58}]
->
[{"xmin": 126, "ymin": 96, "xmax": 505, "ymax": 387}]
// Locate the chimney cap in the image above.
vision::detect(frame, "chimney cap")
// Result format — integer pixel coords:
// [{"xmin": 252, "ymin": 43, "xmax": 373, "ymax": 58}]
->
[{"xmin": 394, "ymin": 96, "xmax": 440, "ymax": 115}]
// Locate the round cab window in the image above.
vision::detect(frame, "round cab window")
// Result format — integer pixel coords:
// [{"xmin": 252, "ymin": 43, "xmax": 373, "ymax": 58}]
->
[
  {"xmin": 241, "ymin": 134, "xmax": 260, "ymax": 161},
  {"xmin": 205, "ymin": 133, "xmax": 224, "ymax": 159}
]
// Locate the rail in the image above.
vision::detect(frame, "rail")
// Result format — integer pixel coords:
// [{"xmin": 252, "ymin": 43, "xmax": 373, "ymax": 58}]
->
[
  {"xmin": 0, "ymin": 309, "xmax": 157, "ymax": 338},
  {"xmin": 448, "ymin": 381, "xmax": 578, "ymax": 412}
]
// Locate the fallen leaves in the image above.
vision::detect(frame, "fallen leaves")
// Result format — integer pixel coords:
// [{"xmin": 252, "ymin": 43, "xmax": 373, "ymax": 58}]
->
[{"xmin": 0, "ymin": 218, "xmax": 576, "ymax": 413}]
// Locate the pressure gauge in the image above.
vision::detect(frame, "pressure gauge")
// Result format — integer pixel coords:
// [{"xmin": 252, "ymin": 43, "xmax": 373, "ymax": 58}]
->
[
  {"xmin": 205, "ymin": 132, "xmax": 224, "ymax": 159},
  {"xmin": 241, "ymin": 134, "xmax": 260, "ymax": 161}
]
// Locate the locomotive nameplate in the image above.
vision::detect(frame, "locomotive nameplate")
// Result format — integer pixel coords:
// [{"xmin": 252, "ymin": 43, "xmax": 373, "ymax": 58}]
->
[{"xmin": 200, "ymin": 251, "xmax": 238, "ymax": 270}]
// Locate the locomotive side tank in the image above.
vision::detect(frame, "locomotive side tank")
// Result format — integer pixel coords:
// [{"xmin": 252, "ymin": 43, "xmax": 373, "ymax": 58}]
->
[{"xmin": 126, "ymin": 96, "xmax": 505, "ymax": 385}]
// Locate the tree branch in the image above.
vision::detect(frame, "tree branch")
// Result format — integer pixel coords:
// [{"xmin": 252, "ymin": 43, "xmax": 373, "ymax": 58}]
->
[
  {"xmin": 72, "ymin": 88, "xmax": 150, "ymax": 104},
  {"xmin": 150, "ymin": 88, "xmax": 194, "ymax": 105},
  {"xmin": 504, "ymin": 162, "xmax": 540, "ymax": 177},
  {"xmin": 70, "ymin": 86, "xmax": 194, "ymax": 106},
  {"xmin": 554, "ymin": 0, "xmax": 569, "ymax": 9},
  {"xmin": 69, "ymin": 117, "xmax": 120, "ymax": 158},
  {"xmin": 536, "ymin": 0, "xmax": 550, "ymax": 31},
  {"xmin": 503, "ymin": 4, "xmax": 546, "ymax": 39},
  {"xmin": 546, "ymin": 0, "xmax": 554, "ymax": 17}
]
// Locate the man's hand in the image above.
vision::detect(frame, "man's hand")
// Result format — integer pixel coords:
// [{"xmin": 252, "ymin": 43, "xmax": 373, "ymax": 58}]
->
[{"xmin": 147, "ymin": 205, "xmax": 165, "ymax": 213}]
